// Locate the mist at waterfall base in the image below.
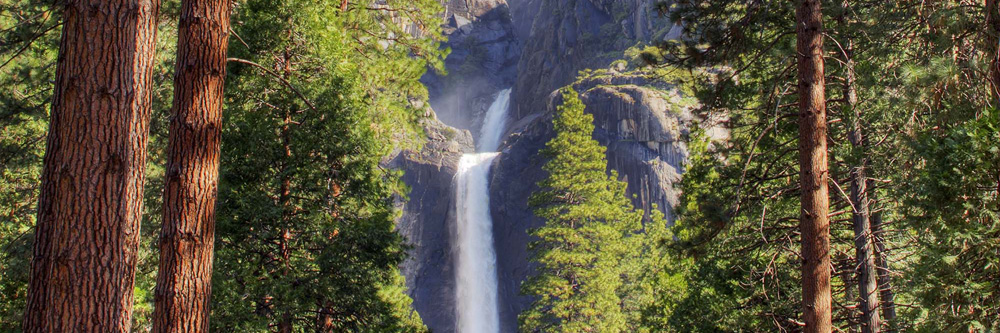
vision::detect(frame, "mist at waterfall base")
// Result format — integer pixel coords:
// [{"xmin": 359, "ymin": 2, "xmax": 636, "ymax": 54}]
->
[{"xmin": 454, "ymin": 89, "xmax": 510, "ymax": 333}]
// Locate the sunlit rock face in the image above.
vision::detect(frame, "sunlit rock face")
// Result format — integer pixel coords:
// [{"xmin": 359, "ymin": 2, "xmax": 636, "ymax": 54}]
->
[
  {"xmin": 491, "ymin": 71, "xmax": 707, "ymax": 331},
  {"xmin": 510, "ymin": 0, "xmax": 678, "ymax": 120}
]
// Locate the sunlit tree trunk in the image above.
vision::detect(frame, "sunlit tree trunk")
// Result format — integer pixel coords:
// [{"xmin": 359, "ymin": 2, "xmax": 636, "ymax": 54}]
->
[
  {"xmin": 22, "ymin": 0, "xmax": 160, "ymax": 331},
  {"xmin": 152, "ymin": 0, "xmax": 232, "ymax": 331},
  {"xmin": 796, "ymin": 0, "xmax": 832, "ymax": 332}
]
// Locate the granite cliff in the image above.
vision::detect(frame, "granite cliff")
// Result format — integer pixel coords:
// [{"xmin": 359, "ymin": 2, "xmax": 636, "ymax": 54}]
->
[
  {"xmin": 394, "ymin": 1, "xmax": 707, "ymax": 331},
  {"xmin": 490, "ymin": 68, "xmax": 709, "ymax": 330}
]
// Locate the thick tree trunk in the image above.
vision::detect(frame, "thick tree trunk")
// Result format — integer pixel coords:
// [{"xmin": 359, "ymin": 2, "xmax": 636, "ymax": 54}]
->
[
  {"xmin": 151, "ymin": 0, "xmax": 231, "ymax": 331},
  {"xmin": 796, "ymin": 1, "xmax": 832, "ymax": 332},
  {"xmin": 839, "ymin": 10, "xmax": 882, "ymax": 331},
  {"xmin": 21, "ymin": 0, "xmax": 160, "ymax": 332}
]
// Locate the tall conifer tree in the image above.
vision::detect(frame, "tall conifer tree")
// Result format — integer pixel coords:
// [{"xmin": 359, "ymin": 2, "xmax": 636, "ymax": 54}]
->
[
  {"xmin": 23, "ymin": 0, "xmax": 161, "ymax": 331},
  {"xmin": 152, "ymin": 0, "xmax": 232, "ymax": 331},
  {"xmin": 796, "ymin": 0, "xmax": 832, "ymax": 331},
  {"xmin": 520, "ymin": 88, "xmax": 645, "ymax": 332}
]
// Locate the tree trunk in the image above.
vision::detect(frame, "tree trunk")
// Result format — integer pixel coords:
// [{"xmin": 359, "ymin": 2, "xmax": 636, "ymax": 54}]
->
[
  {"xmin": 838, "ymin": 6, "xmax": 882, "ymax": 331},
  {"xmin": 987, "ymin": 0, "xmax": 1000, "ymax": 102},
  {"xmin": 849, "ymin": 167, "xmax": 881, "ymax": 333},
  {"xmin": 279, "ymin": 312, "xmax": 293, "ymax": 333},
  {"xmin": 839, "ymin": 259, "xmax": 857, "ymax": 333},
  {"xmin": 796, "ymin": 1, "xmax": 832, "ymax": 332},
  {"xmin": 317, "ymin": 301, "xmax": 335, "ymax": 333},
  {"xmin": 21, "ymin": 0, "xmax": 160, "ymax": 332},
  {"xmin": 276, "ymin": 51, "xmax": 296, "ymax": 333},
  {"xmin": 870, "ymin": 209, "xmax": 897, "ymax": 330},
  {"xmin": 151, "ymin": 0, "xmax": 231, "ymax": 332}
]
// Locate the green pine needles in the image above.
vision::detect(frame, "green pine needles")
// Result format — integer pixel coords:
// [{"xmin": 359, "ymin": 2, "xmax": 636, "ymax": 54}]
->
[{"xmin": 520, "ymin": 88, "xmax": 687, "ymax": 333}]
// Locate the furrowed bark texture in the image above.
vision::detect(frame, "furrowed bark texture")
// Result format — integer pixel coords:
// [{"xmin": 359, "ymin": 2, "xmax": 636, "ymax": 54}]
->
[
  {"xmin": 796, "ymin": 0, "xmax": 832, "ymax": 332},
  {"xmin": 152, "ymin": 0, "xmax": 231, "ymax": 331},
  {"xmin": 22, "ymin": 0, "xmax": 161, "ymax": 332}
]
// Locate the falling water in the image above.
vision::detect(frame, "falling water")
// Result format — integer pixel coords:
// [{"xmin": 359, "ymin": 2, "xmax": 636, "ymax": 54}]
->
[
  {"xmin": 454, "ymin": 88, "xmax": 510, "ymax": 333},
  {"xmin": 477, "ymin": 88, "xmax": 512, "ymax": 152}
]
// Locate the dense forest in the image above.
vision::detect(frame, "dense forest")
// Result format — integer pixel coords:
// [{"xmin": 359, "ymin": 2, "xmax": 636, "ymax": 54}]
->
[{"xmin": 0, "ymin": 0, "xmax": 997, "ymax": 332}]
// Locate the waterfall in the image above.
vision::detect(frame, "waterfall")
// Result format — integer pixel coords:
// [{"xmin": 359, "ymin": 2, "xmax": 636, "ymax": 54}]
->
[
  {"xmin": 454, "ymin": 153, "xmax": 500, "ymax": 333},
  {"xmin": 454, "ymin": 89, "xmax": 510, "ymax": 333},
  {"xmin": 477, "ymin": 89, "xmax": 511, "ymax": 152}
]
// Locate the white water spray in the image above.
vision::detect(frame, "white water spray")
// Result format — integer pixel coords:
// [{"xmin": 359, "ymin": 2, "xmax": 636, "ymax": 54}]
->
[
  {"xmin": 455, "ymin": 88, "xmax": 510, "ymax": 333},
  {"xmin": 476, "ymin": 88, "xmax": 511, "ymax": 152}
]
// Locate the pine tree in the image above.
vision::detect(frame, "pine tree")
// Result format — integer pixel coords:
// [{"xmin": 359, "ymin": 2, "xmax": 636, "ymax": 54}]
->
[
  {"xmin": 520, "ymin": 88, "xmax": 644, "ymax": 332},
  {"xmin": 152, "ymin": 0, "xmax": 232, "ymax": 331},
  {"xmin": 207, "ymin": 0, "xmax": 443, "ymax": 331},
  {"xmin": 22, "ymin": 0, "xmax": 161, "ymax": 331},
  {"xmin": 796, "ymin": 1, "xmax": 832, "ymax": 331},
  {"xmin": 0, "ymin": 0, "xmax": 59, "ymax": 328}
]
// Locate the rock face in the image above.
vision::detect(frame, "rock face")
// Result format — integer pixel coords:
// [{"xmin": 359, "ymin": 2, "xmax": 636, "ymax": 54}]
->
[
  {"xmin": 510, "ymin": 0, "xmax": 676, "ymax": 119},
  {"xmin": 574, "ymin": 73, "xmax": 695, "ymax": 220},
  {"xmin": 396, "ymin": 0, "xmax": 701, "ymax": 331},
  {"xmin": 490, "ymin": 71, "xmax": 699, "ymax": 330},
  {"xmin": 388, "ymin": 117, "xmax": 474, "ymax": 331},
  {"xmin": 422, "ymin": 0, "xmax": 521, "ymax": 135}
]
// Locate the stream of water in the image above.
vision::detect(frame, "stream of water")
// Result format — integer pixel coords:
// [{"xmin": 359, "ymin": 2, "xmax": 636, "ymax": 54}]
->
[{"xmin": 454, "ymin": 88, "xmax": 511, "ymax": 333}]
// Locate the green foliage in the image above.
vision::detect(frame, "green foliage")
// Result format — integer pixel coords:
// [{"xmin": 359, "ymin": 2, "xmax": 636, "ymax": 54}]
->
[
  {"xmin": 0, "ymin": 0, "xmax": 440, "ymax": 331},
  {"xmin": 661, "ymin": 0, "xmax": 1000, "ymax": 331},
  {"xmin": 0, "ymin": 2, "xmax": 58, "ymax": 329},
  {"xmin": 900, "ymin": 109, "xmax": 1000, "ymax": 331},
  {"xmin": 208, "ymin": 0, "xmax": 444, "ymax": 331},
  {"xmin": 520, "ymin": 88, "xmax": 685, "ymax": 332},
  {"xmin": 625, "ymin": 45, "xmax": 665, "ymax": 68}
]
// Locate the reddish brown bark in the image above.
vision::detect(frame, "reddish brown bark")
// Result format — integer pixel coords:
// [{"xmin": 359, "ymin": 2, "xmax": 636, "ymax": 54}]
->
[
  {"xmin": 151, "ymin": 0, "xmax": 232, "ymax": 331},
  {"xmin": 796, "ymin": 0, "xmax": 832, "ymax": 332},
  {"xmin": 22, "ymin": 0, "xmax": 161, "ymax": 331}
]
